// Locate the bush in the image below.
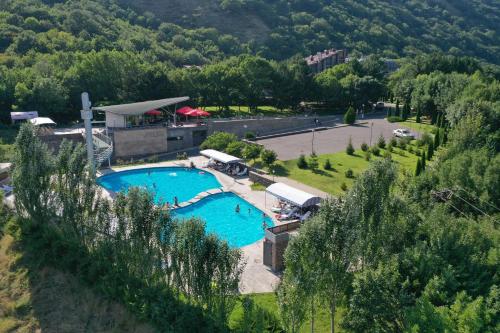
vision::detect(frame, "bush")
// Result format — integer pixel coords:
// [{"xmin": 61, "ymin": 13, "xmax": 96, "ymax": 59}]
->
[
  {"xmin": 420, "ymin": 133, "xmax": 433, "ymax": 145},
  {"xmin": 176, "ymin": 152, "xmax": 188, "ymax": 160},
  {"xmin": 297, "ymin": 154, "xmax": 308, "ymax": 169},
  {"xmin": 408, "ymin": 146, "xmax": 414, "ymax": 154},
  {"xmin": 344, "ymin": 106, "xmax": 356, "ymax": 124},
  {"xmin": 387, "ymin": 143, "xmax": 393, "ymax": 152},
  {"xmin": 225, "ymin": 141, "xmax": 246, "ymax": 158},
  {"xmin": 244, "ymin": 131, "xmax": 256, "ymax": 140},
  {"xmin": 398, "ymin": 139, "xmax": 406, "ymax": 150},
  {"xmin": 383, "ymin": 150, "xmax": 392, "ymax": 159},
  {"xmin": 340, "ymin": 182, "xmax": 348, "ymax": 191},
  {"xmin": 345, "ymin": 169, "xmax": 354, "ymax": 178},
  {"xmin": 371, "ymin": 146, "xmax": 380, "ymax": 156},
  {"xmin": 200, "ymin": 131, "xmax": 238, "ymax": 151},
  {"xmin": 323, "ymin": 159, "xmax": 332, "ymax": 170},
  {"xmin": 387, "ymin": 116, "xmax": 403, "ymax": 123},
  {"xmin": 361, "ymin": 142, "xmax": 369, "ymax": 152},
  {"xmin": 242, "ymin": 144, "xmax": 262, "ymax": 162},
  {"xmin": 390, "ymin": 137, "xmax": 398, "ymax": 147},
  {"xmin": 415, "ymin": 149, "xmax": 421, "ymax": 156},
  {"xmin": 260, "ymin": 149, "xmax": 277, "ymax": 168},
  {"xmin": 364, "ymin": 151, "xmax": 371, "ymax": 161},
  {"xmin": 308, "ymin": 157, "xmax": 319, "ymax": 172},
  {"xmin": 377, "ymin": 134, "xmax": 386, "ymax": 149},
  {"xmin": 346, "ymin": 137, "xmax": 355, "ymax": 155}
]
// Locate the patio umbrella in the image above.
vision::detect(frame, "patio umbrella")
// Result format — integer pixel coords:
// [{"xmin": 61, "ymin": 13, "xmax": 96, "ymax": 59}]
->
[
  {"xmin": 186, "ymin": 109, "xmax": 210, "ymax": 117},
  {"xmin": 176, "ymin": 106, "xmax": 194, "ymax": 115}
]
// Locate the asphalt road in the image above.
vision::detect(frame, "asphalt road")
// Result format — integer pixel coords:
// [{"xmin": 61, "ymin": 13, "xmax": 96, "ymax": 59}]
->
[{"xmin": 256, "ymin": 115, "xmax": 414, "ymax": 160}]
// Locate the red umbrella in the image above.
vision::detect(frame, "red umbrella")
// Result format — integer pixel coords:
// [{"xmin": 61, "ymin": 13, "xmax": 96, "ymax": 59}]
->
[
  {"xmin": 145, "ymin": 109, "xmax": 162, "ymax": 116},
  {"xmin": 176, "ymin": 106, "xmax": 193, "ymax": 115},
  {"xmin": 187, "ymin": 109, "xmax": 210, "ymax": 117}
]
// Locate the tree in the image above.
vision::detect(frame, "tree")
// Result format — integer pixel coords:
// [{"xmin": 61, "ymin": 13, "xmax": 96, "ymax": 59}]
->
[
  {"xmin": 225, "ymin": 141, "xmax": 246, "ymax": 158},
  {"xmin": 377, "ymin": 134, "xmax": 386, "ymax": 149},
  {"xmin": 434, "ymin": 130, "xmax": 440, "ymax": 149},
  {"xmin": 346, "ymin": 137, "xmax": 355, "ymax": 155},
  {"xmin": 415, "ymin": 159, "xmax": 422, "ymax": 176},
  {"xmin": 395, "ymin": 100, "xmax": 400, "ymax": 117},
  {"xmin": 260, "ymin": 149, "xmax": 277, "ymax": 169},
  {"xmin": 12, "ymin": 123, "xmax": 55, "ymax": 225},
  {"xmin": 344, "ymin": 106, "xmax": 356, "ymax": 124},
  {"xmin": 427, "ymin": 141, "xmax": 434, "ymax": 160},
  {"xmin": 200, "ymin": 131, "xmax": 238, "ymax": 151},
  {"xmin": 421, "ymin": 151, "xmax": 426, "ymax": 170},
  {"xmin": 297, "ymin": 154, "xmax": 308, "ymax": 169},
  {"xmin": 324, "ymin": 159, "xmax": 332, "ymax": 170},
  {"xmin": 277, "ymin": 276, "xmax": 306, "ymax": 333},
  {"xmin": 308, "ymin": 156, "xmax": 319, "ymax": 173},
  {"xmin": 242, "ymin": 144, "xmax": 262, "ymax": 162},
  {"xmin": 416, "ymin": 107, "xmax": 422, "ymax": 123}
]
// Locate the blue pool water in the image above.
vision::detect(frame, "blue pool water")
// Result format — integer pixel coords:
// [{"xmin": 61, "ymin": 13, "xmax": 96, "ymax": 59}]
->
[
  {"xmin": 173, "ymin": 192, "xmax": 274, "ymax": 247},
  {"xmin": 97, "ymin": 167, "xmax": 221, "ymax": 204}
]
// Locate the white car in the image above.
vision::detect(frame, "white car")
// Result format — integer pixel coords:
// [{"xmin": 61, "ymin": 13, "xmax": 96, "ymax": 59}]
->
[{"xmin": 393, "ymin": 128, "xmax": 414, "ymax": 139}]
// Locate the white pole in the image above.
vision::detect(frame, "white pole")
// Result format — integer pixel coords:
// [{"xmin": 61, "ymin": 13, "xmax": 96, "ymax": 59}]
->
[{"xmin": 81, "ymin": 92, "xmax": 94, "ymax": 176}]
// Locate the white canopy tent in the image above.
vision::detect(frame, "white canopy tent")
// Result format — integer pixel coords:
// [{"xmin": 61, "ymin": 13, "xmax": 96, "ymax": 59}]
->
[
  {"xmin": 200, "ymin": 149, "xmax": 243, "ymax": 164},
  {"xmin": 266, "ymin": 182, "xmax": 321, "ymax": 208},
  {"xmin": 10, "ymin": 111, "xmax": 38, "ymax": 123},
  {"xmin": 29, "ymin": 117, "xmax": 56, "ymax": 126}
]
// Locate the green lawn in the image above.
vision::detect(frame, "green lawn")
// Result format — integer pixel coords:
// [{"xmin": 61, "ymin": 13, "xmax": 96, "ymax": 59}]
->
[
  {"xmin": 274, "ymin": 148, "xmax": 420, "ymax": 195},
  {"xmin": 203, "ymin": 106, "xmax": 295, "ymax": 118},
  {"xmin": 229, "ymin": 292, "xmax": 345, "ymax": 332},
  {"xmin": 397, "ymin": 117, "xmax": 436, "ymax": 134}
]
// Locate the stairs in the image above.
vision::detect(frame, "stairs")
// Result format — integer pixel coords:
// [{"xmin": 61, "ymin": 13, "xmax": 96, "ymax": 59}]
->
[{"xmin": 92, "ymin": 131, "xmax": 113, "ymax": 168}]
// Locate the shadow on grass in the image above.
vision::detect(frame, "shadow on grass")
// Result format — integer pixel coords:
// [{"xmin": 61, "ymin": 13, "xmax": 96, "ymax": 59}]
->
[
  {"xmin": 272, "ymin": 164, "xmax": 290, "ymax": 177},
  {"xmin": 7, "ymin": 220, "xmax": 223, "ymax": 333}
]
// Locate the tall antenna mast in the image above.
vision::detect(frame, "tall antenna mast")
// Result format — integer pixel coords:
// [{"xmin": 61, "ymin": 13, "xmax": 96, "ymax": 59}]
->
[{"xmin": 81, "ymin": 92, "xmax": 95, "ymax": 176}]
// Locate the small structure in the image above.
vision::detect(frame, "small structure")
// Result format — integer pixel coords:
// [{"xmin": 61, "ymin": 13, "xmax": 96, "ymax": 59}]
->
[
  {"xmin": 263, "ymin": 182, "xmax": 321, "ymax": 271},
  {"xmin": 200, "ymin": 149, "xmax": 242, "ymax": 164},
  {"xmin": 29, "ymin": 117, "xmax": 56, "ymax": 127},
  {"xmin": 10, "ymin": 111, "xmax": 38, "ymax": 124}
]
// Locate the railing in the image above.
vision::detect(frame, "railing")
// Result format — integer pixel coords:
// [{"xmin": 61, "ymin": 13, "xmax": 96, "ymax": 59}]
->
[{"xmin": 92, "ymin": 132, "xmax": 113, "ymax": 167}]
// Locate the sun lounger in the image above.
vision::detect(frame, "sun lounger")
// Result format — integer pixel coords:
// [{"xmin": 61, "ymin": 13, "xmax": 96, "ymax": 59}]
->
[
  {"xmin": 278, "ymin": 207, "xmax": 299, "ymax": 220},
  {"xmin": 236, "ymin": 167, "xmax": 248, "ymax": 176},
  {"xmin": 0, "ymin": 185, "xmax": 13, "ymax": 196},
  {"xmin": 299, "ymin": 210, "xmax": 312, "ymax": 222}
]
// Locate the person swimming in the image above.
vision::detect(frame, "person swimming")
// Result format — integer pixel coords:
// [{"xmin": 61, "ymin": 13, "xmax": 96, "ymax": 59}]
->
[{"xmin": 235, "ymin": 204, "xmax": 240, "ymax": 213}]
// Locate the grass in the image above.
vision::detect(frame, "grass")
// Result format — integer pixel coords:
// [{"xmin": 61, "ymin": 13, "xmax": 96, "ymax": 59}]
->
[
  {"xmin": 274, "ymin": 148, "xmax": 420, "ymax": 195},
  {"xmin": 397, "ymin": 117, "xmax": 436, "ymax": 134},
  {"xmin": 202, "ymin": 105, "xmax": 346, "ymax": 118},
  {"xmin": 0, "ymin": 231, "xmax": 154, "ymax": 333},
  {"xmin": 229, "ymin": 293, "xmax": 345, "ymax": 332},
  {"xmin": 250, "ymin": 182, "xmax": 266, "ymax": 191}
]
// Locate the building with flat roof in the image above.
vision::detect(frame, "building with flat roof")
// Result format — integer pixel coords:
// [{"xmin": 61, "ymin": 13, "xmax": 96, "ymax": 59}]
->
[{"xmin": 305, "ymin": 48, "xmax": 347, "ymax": 74}]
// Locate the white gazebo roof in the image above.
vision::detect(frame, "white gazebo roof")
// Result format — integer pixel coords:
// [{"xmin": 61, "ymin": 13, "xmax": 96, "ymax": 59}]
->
[
  {"xmin": 266, "ymin": 182, "xmax": 321, "ymax": 208},
  {"xmin": 200, "ymin": 149, "xmax": 242, "ymax": 164},
  {"xmin": 29, "ymin": 117, "xmax": 56, "ymax": 126},
  {"xmin": 93, "ymin": 97, "xmax": 190, "ymax": 116}
]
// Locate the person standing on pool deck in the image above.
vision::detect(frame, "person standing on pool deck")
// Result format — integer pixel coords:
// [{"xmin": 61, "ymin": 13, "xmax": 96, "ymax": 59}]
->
[
  {"xmin": 235, "ymin": 204, "xmax": 240, "ymax": 213},
  {"xmin": 174, "ymin": 196, "xmax": 179, "ymax": 206}
]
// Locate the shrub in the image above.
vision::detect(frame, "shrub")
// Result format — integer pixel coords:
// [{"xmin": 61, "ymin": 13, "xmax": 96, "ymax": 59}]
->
[
  {"xmin": 377, "ymin": 134, "xmax": 386, "ymax": 149},
  {"xmin": 387, "ymin": 116, "xmax": 403, "ymax": 123},
  {"xmin": 383, "ymin": 150, "xmax": 392, "ymax": 159},
  {"xmin": 371, "ymin": 146, "xmax": 380, "ymax": 156},
  {"xmin": 308, "ymin": 157, "xmax": 319, "ymax": 172},
  {"xmin": 345, "ymin": 169, "xmax": 354, "ymax": 178},
  {"xmin": 408, "ymin": 146, "xmax": 414, "ymax": 154},
  {"xmin": 387, "ymin": 143, "xmax": 393, "ymax": 152},
  {"xmin": 242, "ymin": 144, "xmax": 262, "ymax": 162},
  {"xmin": 415, "ymin": 159, "xmax": 422, "ymax": 176},
  {"xmin": 200, "ymin": 131, "xmax": 238, "ymax": 151},
  {"xmin": 364, "ymin": 151, "xmax": 371, "ymax": 161},
  {"xmin": 176, "ymin": 152, "xmax": 188, "ymax": 160},
  {"xmin": 427, "ymin": 141, "xmax": 434, "ymax": 160},
  {"xmin": 420, "ymin": 132, "xmax": 433, "ymax": 145},
  {"xmin": 398, "ymin": 139, "xmax": 406, "ymax": 150},
  {"xmin": 344, "ymin": 106, "xmax": 356, "ymax": 124},
  {"xmin": 346, "ymin": 137, "xmax": 355, "ymax": 155},
  {"xmin": 244, "ymin": 131, "xmax": 256, "ymax": 140},
  {"xmin": 340, "ymin": 182, "xmax": 348, "ymax": 191},
  {"xmin": 415, "ymin": 149, "xmax": 421, "ymax": 156},
  {"xmin": 297, "ymin": 154, "xmax": 308, "ymax": 169},
  {"xmin": 260, "ymin": 149, "xmax": 277, "ymax": 168},
  {"xmin": 225, "ymin": 141, "xmax": 246, "ymax": 158},
  {"xmin": 390, "ymin": 137, "xmax": 398, "ymax": 147},
  {"xmin": 360, "ymin": 142, "xmax": 369, "ymax": 152},
  {"xmin": 323, "ymin": 159, "xmax": 332, "ymax": 170}
]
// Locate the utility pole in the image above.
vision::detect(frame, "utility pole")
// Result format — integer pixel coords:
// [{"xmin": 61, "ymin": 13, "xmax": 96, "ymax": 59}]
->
[
  {"xmin": 311, "ymin": 128, "xmax": 315, "ymax": 154},
  {"xmin": 81, "ymin": 92, "xmax": 94, "ymax": 176},
  {"xmin": 369, "ymin": 122, "xmax": 373, "ymax": 146}
]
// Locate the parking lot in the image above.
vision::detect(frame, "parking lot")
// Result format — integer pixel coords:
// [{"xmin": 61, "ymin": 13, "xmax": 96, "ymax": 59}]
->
[{"xmin": 256, "ymin": 115, "xmax": 415, "ymax": 160}]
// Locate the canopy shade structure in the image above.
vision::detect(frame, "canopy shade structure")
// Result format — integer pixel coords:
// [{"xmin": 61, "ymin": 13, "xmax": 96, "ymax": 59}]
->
[
  {"xmin": 266, "ymin": 182, "xmax": 321, "ymax": 208},
  {"xmin": 145, "ymin": 109, "xmax": 162, "ymax": 116},
  {"xmin": 200, "ymin": 149, "xmax": 243, "ymax": 164},
  {"xmin": 10, "ymin": 111, "xmax": 38, "ymax": 121},
  {"xmin": 29, "ymin": 117, "xmax": 56, "ymax": 126},
  {"xmin": 93, "ymin": 97, "xmax": 190, "ymax": 116}
]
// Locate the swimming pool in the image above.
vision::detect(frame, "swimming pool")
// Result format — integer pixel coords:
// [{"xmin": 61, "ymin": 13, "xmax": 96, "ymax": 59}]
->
[
  {"xmin": 173, "ymin": 192, "xmax": 274, "ymax": 247},
  {"xmin": 97, "ymin": 167, "xmax": 221, "ymax": 204}
]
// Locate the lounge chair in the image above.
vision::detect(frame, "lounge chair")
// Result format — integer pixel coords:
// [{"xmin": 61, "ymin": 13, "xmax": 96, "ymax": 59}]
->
[
  {"xmin": 0, "ymin": 185, "xmax": 13, "ymax": 196},
  {"xmin": 299, "ymin": 210, "xmax": 312, "ymax": 222},
  {"xmin": 236, "ymin": 167, "xmax": 248, "ymax": 176},
  {"xmin": 278, "ymin": 207, "xmax": 299, "ymax": 220}
]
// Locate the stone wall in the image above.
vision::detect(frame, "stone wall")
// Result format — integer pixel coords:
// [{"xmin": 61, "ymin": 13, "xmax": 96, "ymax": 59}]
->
[{"xmin": 113, "ymin": 127, "xmax": 168, "ymax": 158}]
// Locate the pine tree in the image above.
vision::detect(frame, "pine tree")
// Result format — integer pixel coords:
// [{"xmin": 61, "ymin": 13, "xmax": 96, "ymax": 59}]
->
[
  {"xmin": 434, "ymin": 130, "xmax": 440, "ymax": 149},
  {"xmin": 416, "ymin": 108, "xmax": 421, "ymax": 123},
  {"xmin": 427, "ymin": 141, "xmax": 434, "ymax": 160},
  {"xmin": 421, "ymin": 151, "xmax": 426, "ymax": 170},
  {"xmin": 415, "ymin": 159, "xmax": 422, "ymax": 176}
]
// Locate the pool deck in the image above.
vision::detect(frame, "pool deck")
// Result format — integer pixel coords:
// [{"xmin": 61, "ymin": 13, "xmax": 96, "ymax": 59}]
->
[{"xmin": 99, "ymin": 156, "xmax": 293, "ymax": 294}]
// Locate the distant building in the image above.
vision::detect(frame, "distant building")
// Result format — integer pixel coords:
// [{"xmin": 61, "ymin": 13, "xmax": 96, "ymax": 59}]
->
[{"xmin": 305, "ymin": 48, "xmax": 347, "ymax": 74}]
